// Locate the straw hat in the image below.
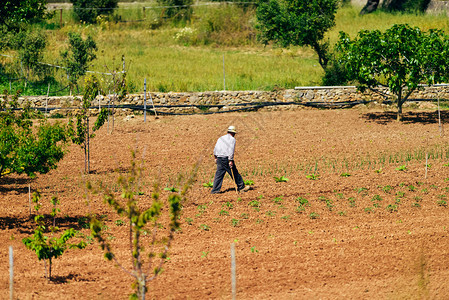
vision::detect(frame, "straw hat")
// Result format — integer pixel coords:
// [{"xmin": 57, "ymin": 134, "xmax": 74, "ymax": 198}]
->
[{"xmin": 227, "ymin": 125, "xmax": 237, "ymax": 133}]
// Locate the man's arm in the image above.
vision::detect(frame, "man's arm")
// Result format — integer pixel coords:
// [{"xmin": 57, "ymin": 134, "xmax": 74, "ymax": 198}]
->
[{"xmin": 228, "ymin": 139, "xmax": 236, "ymax": 167}]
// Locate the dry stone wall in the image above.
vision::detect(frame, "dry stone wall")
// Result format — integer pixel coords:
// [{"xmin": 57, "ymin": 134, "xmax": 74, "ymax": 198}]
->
[{"xmin": 6, "ymin": 85, "xmax": 449, "ymax": 116}]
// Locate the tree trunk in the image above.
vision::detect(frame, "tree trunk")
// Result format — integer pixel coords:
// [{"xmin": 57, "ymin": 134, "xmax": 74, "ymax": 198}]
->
[
  {"xmin": 360, "ymin": 0, "xmax": 380, "ymax": 15},
  {"xmin": 312, "ymin": 42, "xmax": 328, "ymax": 71},
  {"xmin": 397, "ymin": 101, "xmax": 403, "ymax": 122},
  {"xmin": 397, "ymin": 90, "xmax": 403, "ymax": 122}
]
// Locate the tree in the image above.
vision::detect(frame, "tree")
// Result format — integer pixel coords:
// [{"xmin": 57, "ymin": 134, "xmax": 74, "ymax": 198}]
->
[
  {"xmin": 0, "ymin": 91, "xmax": 69, "ymax": 179},
  {"xmin": 89, "ymin": 151, "xmax": 198, "ymax": 299},
  {"xmin": 12, "ymin": 29, "xmax": 48, "ymax": 80},
  {"xmin": 255, "ymin": 0, "xmax": 339, "ymax": 70},
  {"xmin": 69, "ymin": 75, "xmax": 108, "ymax": 174},
  {"xmin": 60, "ymin": 32, "xmax": 97, "ymax": 93},
  {"xmin": 71, "ymin": 0, "xmax": 119, "ymax": 24},
  {"xmin": 337, "ymin": 24, "xmax": 449, "ymax": 121},
  {"xmin": 0, "ymin": 0, "xmax": 52, "ymax": 31},
  {"xmin": 23, "ymin": 191, "xmax": 87, "ymax": 280}
]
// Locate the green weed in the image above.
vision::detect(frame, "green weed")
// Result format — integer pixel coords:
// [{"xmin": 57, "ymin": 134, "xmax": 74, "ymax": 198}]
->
[
  {"xmin": 386, "ymin": 204, "xmax": 398, "ymax": 212},
  {"xmin": 309, "ymin": 212, "xmax": 319, "ymax": 219},
  {"xmin": 296, "ymin": 197, "xmax": 310, "ymax": 206},
  {"xmin": 396, "ymin": 165, "xmax": 407, "ymax": 171},
  {"xmin": 199, "ymin": 224, "xmax": 211, "ymax": 231},
  {"xmin": 306, "ymin": 174, "xmax": 320, "ymax": 180},
  {"xmin": 274, "ymin": 175, "xmax": 289, "ymax": 182},
  {"xmin": 202, "ymin": 181, "xmax": 213, "ymax": 188}
]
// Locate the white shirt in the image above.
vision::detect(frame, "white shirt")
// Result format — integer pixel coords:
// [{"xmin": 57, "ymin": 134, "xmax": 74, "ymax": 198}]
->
[{"xmin": 214, "ymin": 133, "xmax": 236, "ymax": 160}]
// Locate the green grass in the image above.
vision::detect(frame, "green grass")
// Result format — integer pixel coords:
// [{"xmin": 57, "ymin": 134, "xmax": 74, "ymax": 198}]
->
[{"xmin": 3, "ymin": 4, "xmax": 449, "ymax": 95}]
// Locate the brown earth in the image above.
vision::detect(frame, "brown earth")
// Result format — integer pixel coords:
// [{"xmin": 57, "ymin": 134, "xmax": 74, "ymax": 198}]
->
[{"xmin": 2, "ymin": 108, "xmax": 449, "ymax": 299}]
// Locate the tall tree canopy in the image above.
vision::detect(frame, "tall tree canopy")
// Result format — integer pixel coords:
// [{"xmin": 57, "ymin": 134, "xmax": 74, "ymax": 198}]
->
[
  {"xmin": 337, "ymin": 24, "xmax": 449, "ymax": 121},
  {"xmin": 256, "ymin": 0, "xmax": 339, "ymax": 70},
  {"xmin": 0, "ymin": 0, "xmax": 51, "ymax": 30}
]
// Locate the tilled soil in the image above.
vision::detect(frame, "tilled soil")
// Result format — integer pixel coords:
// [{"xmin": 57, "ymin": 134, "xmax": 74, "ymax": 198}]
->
[{"xmin": 2, "ymin": 108, "xmax": 449, "ymax": 299}]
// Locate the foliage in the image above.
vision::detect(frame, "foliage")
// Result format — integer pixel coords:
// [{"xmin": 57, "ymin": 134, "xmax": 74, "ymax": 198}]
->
[
  {"xmin": 306, "ymin": 174, "xmax": 319, "ymax": 180},
  {"xmin": 202, "ymin": 181, "xmax": 213, "ymax": 188},
  {"xmin": 256, "ymin": 0, "xmax": 338, "ymax": 70},
  {"xmin": 0, "ymin": 0, "xmax": 52, "ymax": 32},
  {"xmin": 157, "ymin": 0, "xmax": 193, "ymax": 23},
  {"xmin": 89, "ymin": 151, "xmax": 198, "ymax": 299},
  {"xmin": 22, "ymin": 191, "xmax": 87, "ymax": 280},
  {"xmin": 381, "ymin": 0, "xmax": 431, "ymax": 13},
  {"xmin": 12, "ymin": 28, "xmax": 48, "ymax": 80},
  {"xmin": 71, "ymin": 0, "xmax": 119, "ymax": 24},
  {"xmin": 274, "ymin": 175, "xmax": 289, "ymax": 182},
  {"xmin": 68, "ymin": 75, "xmax": 108, "ymax": 173},
  {"xmin": 337, "ymin": 24, "xmax": 449, "ymax": 121},
  {"xmin": 60, "ymin": 32, "xmax": 97, "ymax": 91},
  {"xmin": 0, "ymin": 91, "xmax": 68, "ymax": 179}
]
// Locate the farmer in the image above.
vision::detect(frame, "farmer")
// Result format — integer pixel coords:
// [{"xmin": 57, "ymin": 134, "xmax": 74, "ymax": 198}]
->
[{"xmin": 211, "ymin": 125, "xmax": 250, "ymax": 194}]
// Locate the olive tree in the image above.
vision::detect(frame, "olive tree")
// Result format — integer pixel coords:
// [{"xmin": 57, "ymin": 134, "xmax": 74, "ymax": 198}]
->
[
  {"xmin": 255, "ymin": 0, "xmax": 338, "ymax": 70},
  {"xmin": 337, "ymin": 24, "xmax": 449, "ymax": 121}
]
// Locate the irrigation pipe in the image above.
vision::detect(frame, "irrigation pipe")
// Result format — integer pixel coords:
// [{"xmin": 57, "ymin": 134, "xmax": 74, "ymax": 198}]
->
[{"xmin": 5, "ymin": 98, "xmax": 448, "ymax": 116}]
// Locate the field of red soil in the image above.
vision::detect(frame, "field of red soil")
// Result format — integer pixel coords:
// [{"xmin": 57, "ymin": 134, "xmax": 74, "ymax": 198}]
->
[{"xmin": 2, "ymin": 107, "xmax": 449, "ymax": 299}]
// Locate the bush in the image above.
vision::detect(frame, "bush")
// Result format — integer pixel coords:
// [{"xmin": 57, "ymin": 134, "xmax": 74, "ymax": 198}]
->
[
  {"xmin": 382, "ymin": 0, "xmax": 431, "ymax": 13},
  {"xmin": 0, "ymin": 91, "xmax": 69, "ymax": 179},
  {"xmin": 322, "ymin": 57, "xmax": 350, "ymax": 86},
  {"xmin": 188, "ymin": 5, "xmax": 256, "ymax": 46},
  {"xmin": 157, "ymin": 0, "xmax": 193, "ymax": 24},
  {"xmin": 71, "ymin": 0, "xmax": 118, "ymax": 24}
]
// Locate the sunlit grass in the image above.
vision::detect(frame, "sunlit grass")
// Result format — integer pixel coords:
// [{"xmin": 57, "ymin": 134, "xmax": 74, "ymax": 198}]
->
[{"xmin": 21, "ymin": 4, "xmax": 449, "ymax": 93}]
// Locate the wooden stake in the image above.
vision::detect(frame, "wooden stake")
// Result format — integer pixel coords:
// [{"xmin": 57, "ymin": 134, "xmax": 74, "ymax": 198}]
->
[
  {"xmin": 231, "ymin": 243, "xmax": 236, "ymax": 300},
  {"xmin": 28, "ymin": 184, "xmax": 31, "ymax": 215},
  {"xmin": 144, "ymin": 79, "xmax": 147, "ymax": 122},
  {"xmin": 9, "ymin": 246, "xmax": 13, "ymax": 300},
  {"xmin": 229, "ymin": 166, "xmax": 239, "ymax": 195}
]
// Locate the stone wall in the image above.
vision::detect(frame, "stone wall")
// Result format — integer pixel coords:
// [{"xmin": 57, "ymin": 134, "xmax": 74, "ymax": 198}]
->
[{"xmin": 6, "ymin": 85, "xmax": 449, "ymax": 116}]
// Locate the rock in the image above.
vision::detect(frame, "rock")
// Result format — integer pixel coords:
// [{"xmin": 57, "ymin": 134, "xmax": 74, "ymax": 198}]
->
[{"xmin": 124, "ymin": 115, "xmax": 135, "ymax": 121}]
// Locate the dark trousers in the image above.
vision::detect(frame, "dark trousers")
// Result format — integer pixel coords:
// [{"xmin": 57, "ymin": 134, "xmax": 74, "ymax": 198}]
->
[{"xmin": 211, "ymin": 157, "xmax": 245, "ymax": 194}]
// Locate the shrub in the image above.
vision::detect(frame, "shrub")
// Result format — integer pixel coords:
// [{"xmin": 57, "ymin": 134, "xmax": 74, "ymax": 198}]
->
[
  {"xmin": 157, "ymin": 0, "xmax": 193, "ymax": 24},
  {"xmin": 0, "ymin": 91, "xmax": 69, "ymax": 179},
  {"xmin": 71, "ymin": 0, "xmax": 118, "ymax": 24},
  {"xmin": 22, "ymin": 192, "xmax": 87, "ymax": 280}
]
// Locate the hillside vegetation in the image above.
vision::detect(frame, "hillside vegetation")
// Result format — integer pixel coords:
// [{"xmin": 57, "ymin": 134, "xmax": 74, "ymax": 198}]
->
[{"xmin": 2, "ymin": 3, "xmax": 449, "ymax": 94}]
